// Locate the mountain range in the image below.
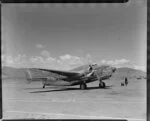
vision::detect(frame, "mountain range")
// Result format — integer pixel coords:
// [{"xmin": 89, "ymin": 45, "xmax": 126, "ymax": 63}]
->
[
  {"xmin": 2, "ymin": 65, "xmax": 146, "ymax": 80},
  {"xmin": 71, "ymin": 64, "xmax": 146, "ymax": 80}
]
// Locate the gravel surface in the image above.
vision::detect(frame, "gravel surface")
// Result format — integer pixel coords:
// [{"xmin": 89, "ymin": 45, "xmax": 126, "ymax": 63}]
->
[{"xmin": 2, "ymin": 78, "xmax": 146, "ymax": 121}]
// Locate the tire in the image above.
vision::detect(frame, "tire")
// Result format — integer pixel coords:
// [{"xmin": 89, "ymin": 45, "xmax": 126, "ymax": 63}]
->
[
  {"xmin": 80, "ymin": 84, "xmax": 87, "ymax": 90},
  {"xmin": 43, "ymin": 85, "xmax": 45, "ymax": 88},
  {"xmin": 99, "ymin": 82, "xmax": 106, "ymax": 88}
]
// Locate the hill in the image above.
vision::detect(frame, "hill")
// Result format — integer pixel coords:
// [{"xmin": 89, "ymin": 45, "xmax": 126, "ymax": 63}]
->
[
  {"xmin": 110, "ymin": 67, "xmax": 146, "ymax": 80},
  {"xmin": 2, "ymin": 66, "xmax": 146, "ymax": 80},
  {"xmin": 2, "ymin": 66, "xmax": 27, "ymax": 79},
  {"xmin": 71, "ymin": 65, "xmax": 146, "ymax": 80}
]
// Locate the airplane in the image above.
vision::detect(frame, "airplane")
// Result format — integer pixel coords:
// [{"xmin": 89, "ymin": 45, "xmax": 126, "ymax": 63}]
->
[{"xmin": 25, "ymin": 64, "xmax": 116, "ymax": 90}]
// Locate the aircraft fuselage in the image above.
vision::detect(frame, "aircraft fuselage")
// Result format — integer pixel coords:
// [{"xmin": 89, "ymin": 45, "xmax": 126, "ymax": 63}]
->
[
  {"xmin": 42, "ymin": 72, "xmax": 98, "ymax": 86},
  {"xmin": 26, "ymin": 65, "xmax": 116, "ymax": 89}
]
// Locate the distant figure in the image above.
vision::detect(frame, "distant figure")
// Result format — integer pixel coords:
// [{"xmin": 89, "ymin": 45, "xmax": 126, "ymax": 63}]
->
[
  {"xmin": 121, "ymin": 82, "xmax": 124, "ymax": 86},
  {"xmin": 125, "ymin": 77, "xmax": 128, "ymax": 86}
]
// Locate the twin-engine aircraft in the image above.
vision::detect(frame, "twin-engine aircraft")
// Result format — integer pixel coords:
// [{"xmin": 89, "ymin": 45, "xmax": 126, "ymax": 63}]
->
[{"xmin": 25, "ymin": 64, "xmax": 116, "ymax": 90}]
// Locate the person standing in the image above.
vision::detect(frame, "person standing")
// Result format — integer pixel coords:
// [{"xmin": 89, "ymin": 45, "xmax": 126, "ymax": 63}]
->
[{"xmin": 125, "ymin": 77, "xmax": 128, "ymax": 86}]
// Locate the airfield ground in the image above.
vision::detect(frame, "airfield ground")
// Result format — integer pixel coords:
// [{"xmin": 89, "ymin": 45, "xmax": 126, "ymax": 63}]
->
[{"xmin": 2, "ymin": 78, "xmax": 146, "ymax": 121}]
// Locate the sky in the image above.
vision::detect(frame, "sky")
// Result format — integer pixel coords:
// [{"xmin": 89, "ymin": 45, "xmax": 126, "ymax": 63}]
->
[{"xmin": 2, "ymin": 0, "xmax": 147, "ymax": 71}]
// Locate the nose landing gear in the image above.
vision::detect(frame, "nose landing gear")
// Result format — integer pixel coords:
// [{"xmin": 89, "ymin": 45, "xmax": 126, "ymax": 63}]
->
[
  {"xmin": 42, "ymin": 79, "xmax": 47, "ymax": 88},
  {"xmin": 43, "ymin": 84, "xmax": 45, "ymax": 88}
]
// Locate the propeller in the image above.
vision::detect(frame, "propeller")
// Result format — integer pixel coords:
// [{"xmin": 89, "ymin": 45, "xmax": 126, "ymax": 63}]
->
[{"xmin": 87, "ymin": 54, "xmax": 98, "ymax": 66}]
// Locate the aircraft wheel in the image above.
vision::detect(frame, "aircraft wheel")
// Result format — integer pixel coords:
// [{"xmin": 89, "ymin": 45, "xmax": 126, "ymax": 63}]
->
[
  {"xmin": 80, "ymin": 83, "xmax": 87, "ymax": 90},
  {"xmin": 99, "ymin": 82, "xmax": 106, "ymax": 88},
  {"xmin": 43, "ymin": 85, "xmax": 45, "ymax": 88}
]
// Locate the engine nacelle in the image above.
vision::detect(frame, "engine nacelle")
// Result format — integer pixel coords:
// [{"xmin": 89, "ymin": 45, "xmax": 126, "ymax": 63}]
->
[{"xmin": 47, "ymin": 76, "xmax": 56, "ymax": 81}]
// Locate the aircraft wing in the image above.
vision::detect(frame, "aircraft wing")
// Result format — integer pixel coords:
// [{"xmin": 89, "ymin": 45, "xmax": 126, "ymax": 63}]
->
[
  {"xmin": 30, "ymin": 68, "xmax": 81, "ymax": 77},
  {"xmin": 25, "ymin": 68, "xmax": 82, "ymax": 83}
]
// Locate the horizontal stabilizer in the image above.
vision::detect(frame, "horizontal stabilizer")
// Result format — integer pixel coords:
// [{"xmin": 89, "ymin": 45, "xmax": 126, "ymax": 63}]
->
[{"xmin": 25, "ymin": 69, "xmax": 52, "ymax": 83}]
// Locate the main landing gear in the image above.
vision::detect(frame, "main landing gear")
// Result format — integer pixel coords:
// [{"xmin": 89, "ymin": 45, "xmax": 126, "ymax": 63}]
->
[
  {"xmin": 42, "ymin": 79, "xmax": 46, "ymax": 88},
  {"xmin": 43, "ymin": 84, "xmax": 45, "ymax": 88},
  {"xmin": 80, "ymin": 83, "xmax": 87, "ymax": 90},
  {"xmin": 99, "ymin": 82, "xmax": 106, "ymax": 88},
  {"xmin": 99, "ymin": 79, "xmax": 106, "ymax": 88}
]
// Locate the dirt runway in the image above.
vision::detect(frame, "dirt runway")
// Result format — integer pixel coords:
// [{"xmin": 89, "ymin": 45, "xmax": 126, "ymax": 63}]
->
[{"xmin": 2, "ymin": 78, "xmax": 146, "ymax": 120}]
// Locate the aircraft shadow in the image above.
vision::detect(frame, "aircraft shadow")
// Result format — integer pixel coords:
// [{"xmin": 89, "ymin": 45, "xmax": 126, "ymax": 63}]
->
[
  {"xmin": 24, "ymin": 86, "xmax": 60, "ymax": 90},
  {"xmin": 30, "ymin": 85, "xmax": 113, "ymax": 93}
]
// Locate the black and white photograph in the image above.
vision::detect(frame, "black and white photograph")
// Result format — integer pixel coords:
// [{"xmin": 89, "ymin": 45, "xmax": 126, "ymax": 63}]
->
[{"xmin": 2, "ymin": 1, "xmax": 147, "ymax": 120}]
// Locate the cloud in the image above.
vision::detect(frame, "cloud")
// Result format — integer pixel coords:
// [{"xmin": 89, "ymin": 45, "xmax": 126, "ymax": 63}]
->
[
  {"xmin": 2, "ymin": 53, "xmax": 90, "ymax": 70},
  {"xmin": 5, "ymin": 55, "xmax": 14, "ymax": 64},
  {"xmin": 60, "ymin": 54, "xmax": 72, "ymax": 60},
  {"xmin": 78, "ymin": 54, "xmax": 94, "ymax": 65},
  {"xmin": 101, "ymin": 58, "xmax": 146, "ymax": 72},
  {"xmin": 36, "ymin": 44, "xmax": 44, "ymax": 49},
  {"xmin": 59, "ymin": 54, "xmax": 83, "ymax": 66},
  {"xmin": 49, "ymin": 54, "xmax": 83, "ymax": 70},
  {"xmin": 29, "ymin": 56, "xmax": 51, "ymax": 68},
  {"xmin": 41, "ymin": 50, "xmax": 50, "ymax": 58},
  {"xmin": 14, "ymin": 54, "xmax": 27, "ymax": 64},
  {"xmin": 2, "ymin": 54, "xmax": 13, "ymax": 67},
  {"xmin": 133, "ymin": 65, "xmax": 146, "ymax": 72},
  {"xmin": 2, "ymin": 54, "xmax": 28, "ymax": 68},
  {"xmin": 86, "ymin": 54, "xmax": 92, "ymax": 63},
  {"xmin": 46, "ymin": 57, "xmax": 56, "ymax": 61},
  {"xmin": 2, "ymin": 52, "xmax": 147, "ymax": 72},
  {"xmin": 30, "ymin": 56, "xmax": 44, "ymax": 63},
  {"xmin": 101, "ymin": 58, "xmax": 130, "ymax": 65},
  {"xmin": 55, "ymin": 54, "xmax": 83, "ymax": 70}
]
